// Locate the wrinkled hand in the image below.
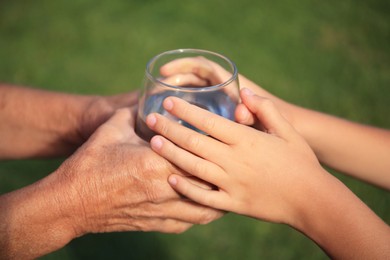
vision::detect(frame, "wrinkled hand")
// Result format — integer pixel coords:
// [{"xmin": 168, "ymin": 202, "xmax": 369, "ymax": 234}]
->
[
  {"xmin": 145, "ymin": 89, "xmax": 327, "ymax": 226},
  {"xmin": 54, "ymin": 107, "xmax": 223, "ymax": 236},
  {"xmin": 78, "ymin": 91, "xmax": 139, "ymax": 141}
]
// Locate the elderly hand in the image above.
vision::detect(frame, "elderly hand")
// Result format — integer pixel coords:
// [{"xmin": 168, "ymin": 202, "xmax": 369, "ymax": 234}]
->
[
  {"xmin": 0, "ymin": 106, "xmax": 223, "ymax": 259},
  {"xmin": 77, "ymin": 91, "xmax": 139, "ymax": 141},
  {"xmin": 63, "ymin": 107, "xmax": 223, "ymax": 235}
]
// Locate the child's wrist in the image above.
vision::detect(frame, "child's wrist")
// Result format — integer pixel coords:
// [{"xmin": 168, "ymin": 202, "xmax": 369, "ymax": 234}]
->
[{"xmin": 286, "ymin": 168, "xmax": 340, "ymax": 231}]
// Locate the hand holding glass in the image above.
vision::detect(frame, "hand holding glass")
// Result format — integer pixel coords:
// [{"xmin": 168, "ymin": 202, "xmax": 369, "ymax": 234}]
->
[{"xmin": 135, "ymin": 49, "xmax": 240, "ymax": 141}]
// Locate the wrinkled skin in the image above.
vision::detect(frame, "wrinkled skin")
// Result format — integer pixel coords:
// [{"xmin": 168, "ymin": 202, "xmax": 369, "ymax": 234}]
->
[
  {"xmin": 0, "ymin": 106, "xmax": 223, "ymax": 259},
  {"xmin": 62, "ymin": 107, "xmax": 223, "ymax": 235}
]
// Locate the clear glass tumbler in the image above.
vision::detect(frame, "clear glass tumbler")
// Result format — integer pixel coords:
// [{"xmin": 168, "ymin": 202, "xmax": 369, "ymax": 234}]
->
[{"xmin": 135, "ymin": 49, "xmax": 240, "ymax": 141}]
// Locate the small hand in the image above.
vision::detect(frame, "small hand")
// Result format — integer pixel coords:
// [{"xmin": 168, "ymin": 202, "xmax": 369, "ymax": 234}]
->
[
  {"xmin": 145, "ymin": 88, "xmax": 325, "ymax": 226},
  {"xmin": 159, "ymin": 57, "xmax": 295, "ymax": 131}
]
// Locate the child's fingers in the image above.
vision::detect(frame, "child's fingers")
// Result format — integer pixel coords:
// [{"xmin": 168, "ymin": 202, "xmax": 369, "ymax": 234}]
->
[
  {"xmin": 241, "ymin": 88, "xmax": 296, "ymax": 139},
  {"xmin": 146, "ymin": 112, "xmax": 230, "ymax": 165},
  {"xmin": 234, "ymin": 101, "xmax": 267, "ymax": 132},
  {"xmin": 168, "ymin": 174, "xmax": 226, "ymax": 210},
  {"xmin": 234, "ymin": 103, "xmax": 255, "ymax": 125},
  {"xmin": 150, "ymin": 135, "xmax": 226, "ymax": 185},
  {"xmin": 159, "ymin": 97, "xmax": 242, "ymax": 145}
]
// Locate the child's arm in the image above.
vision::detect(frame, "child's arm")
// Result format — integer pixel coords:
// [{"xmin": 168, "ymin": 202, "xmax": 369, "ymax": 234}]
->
[
  {"xmin": 146, "ymin": 89, "xmax": 390, "ymax": 259},
  {"xmin": 236, "ymin": 75, "xmax": 390, "ymax": 190},
  {"xmin": 160, "ymin": 59, "xmax": 390, "ymax": 189}
]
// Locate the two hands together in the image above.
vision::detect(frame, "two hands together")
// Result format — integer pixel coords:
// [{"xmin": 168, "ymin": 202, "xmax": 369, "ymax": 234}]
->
[
  {"xmin": 0, "ymin": 86, "xmax": 222, "ymax": 259},
  {"xmin": 147, "ymin": 89, "xmax": 390, "ymax": 260},
  {"xmin": 1, "ymin": 55, "xmax": 389, "ymax": 259},
  {"xmin": 144, "ymin": 57, "xmax": 390, "ymax": 259}
]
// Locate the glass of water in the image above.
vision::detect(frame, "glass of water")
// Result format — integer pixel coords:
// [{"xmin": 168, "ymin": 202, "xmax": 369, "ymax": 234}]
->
[{"xmin": 135, "ymin": 49, "xmax": 240, "ymax": 141}]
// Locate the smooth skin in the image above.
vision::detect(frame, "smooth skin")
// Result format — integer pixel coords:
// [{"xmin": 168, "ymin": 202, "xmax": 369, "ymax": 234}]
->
[
  {"xmin": 0, "ymin": 84, "xmax": 222, "ymax": 259},
  {"xmin": 146, "ymin": 90, "xmax": 390, "ymax": 259},
  {"xmin": 158, "ymin": 57, "xmax": 390, "ymax": 190}
]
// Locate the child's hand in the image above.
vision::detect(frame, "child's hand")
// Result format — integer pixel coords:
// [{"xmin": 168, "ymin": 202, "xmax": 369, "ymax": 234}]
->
[
  {"xmin": 145, "ymin": 88, "xmax": 328, "ymax": 226},
  {"xmin": 159, "ymin": 56, "xmax": 294, "ymax": 132}
]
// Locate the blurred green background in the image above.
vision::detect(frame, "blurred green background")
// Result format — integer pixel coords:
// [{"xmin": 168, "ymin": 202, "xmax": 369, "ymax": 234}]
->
[{"xmin": 0, "ymin": 0, "xmax": 389, "ymax": 259}]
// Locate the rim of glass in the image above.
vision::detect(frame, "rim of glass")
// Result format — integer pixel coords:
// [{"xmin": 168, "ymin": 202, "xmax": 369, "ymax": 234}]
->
[{"xmin": 145, "ymin": 48, "xmax": 238, "ymax": 91}]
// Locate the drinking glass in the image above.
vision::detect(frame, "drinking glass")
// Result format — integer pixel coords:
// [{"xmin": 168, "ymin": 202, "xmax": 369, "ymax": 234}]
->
[{"xmin": 135, "ymin": 49, "xmax": 240, "ymax": 141}]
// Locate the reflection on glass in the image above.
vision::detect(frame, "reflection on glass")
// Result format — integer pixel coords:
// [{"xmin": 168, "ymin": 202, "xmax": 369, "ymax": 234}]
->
[{"xmin": 136, "ymin": 49, "xmax": 240, "ymax": 141}]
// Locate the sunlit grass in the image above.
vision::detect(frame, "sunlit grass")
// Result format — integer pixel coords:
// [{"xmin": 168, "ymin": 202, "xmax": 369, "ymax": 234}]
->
[{"xmin": 0, "ymin": 0, "xmax": 389, "ymax": 259}]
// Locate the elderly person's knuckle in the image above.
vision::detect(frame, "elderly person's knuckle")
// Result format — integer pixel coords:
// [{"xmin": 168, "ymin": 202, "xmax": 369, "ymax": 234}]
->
[
  {"xmin": 173, "ymin": 223, "xmax": 192, "ymax": 234},
  {"xmin": 132, "ymin": 152, "xmax": 173, "ymax": 202},
  {"xmin": 197, "ymin": 209, "xmax": 217, "ymax": 225}
]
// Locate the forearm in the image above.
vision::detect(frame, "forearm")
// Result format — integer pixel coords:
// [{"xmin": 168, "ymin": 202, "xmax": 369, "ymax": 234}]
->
[
  {"xmin": 240, "ymin": 75, "xmax": 390, "ymax": 188},
  {"xmin": 292, "ymin": 106, "xmax": 390, "ymax": 189},
  {"xmin": 0, "ymin": 84, "xmax": 96, "ymax": 159},
  {"xmin": 292, "ymin": 170, "xmax": 390, "ymax": 259},
  {"xmin": 0, "ymin": 173, "xmax": 78, "ymax": 259}
]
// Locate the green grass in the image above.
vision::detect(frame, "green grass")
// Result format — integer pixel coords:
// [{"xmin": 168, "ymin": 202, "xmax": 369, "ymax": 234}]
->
[{"xmin": 1, "ymin": 0, "xmax": 389, "ymax": 259}]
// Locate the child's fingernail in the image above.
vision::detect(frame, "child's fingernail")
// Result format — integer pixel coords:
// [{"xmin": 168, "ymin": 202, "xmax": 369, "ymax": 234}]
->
[
  {"xmin": 242, "ymin": 88, "xmax": 254, "ymax": 96},
  {"xmin": 146, "ymin": 114, "xmax": 157, "ymax": 127},
  {"xmin": 168, "ymin": 175, "xmax": 178, "ymax": 186},
  {"xmin": 164, "ymin": 98, "xmax": 174, "ymax": 111},
  {"xmin": 240, "ymin": 108, "xmax": 250, "ymax": 121},
  {"xmin": 150, "ymin": 136, "xmax": 163, "ymax": 149}
]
